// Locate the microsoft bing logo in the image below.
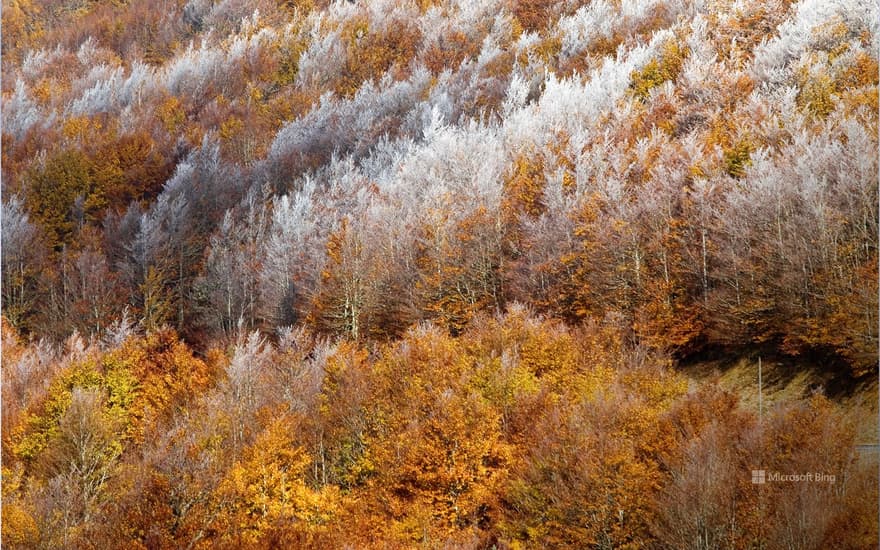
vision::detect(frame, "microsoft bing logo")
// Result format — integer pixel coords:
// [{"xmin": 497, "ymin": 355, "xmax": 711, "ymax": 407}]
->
[{"xmin": 751, "ymin": 470, "xmax": 766, "ymax": 484}]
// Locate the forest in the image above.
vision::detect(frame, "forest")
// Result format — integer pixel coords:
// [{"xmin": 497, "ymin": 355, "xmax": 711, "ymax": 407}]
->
[{"xmin": 1, "ymin": 0, "xmax": 878, "ymax": 547}]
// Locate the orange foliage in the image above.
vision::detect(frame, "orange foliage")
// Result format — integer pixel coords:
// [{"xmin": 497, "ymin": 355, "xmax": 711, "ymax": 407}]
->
[
  {"xmin": 503, "ymin": 151, "xmax": 547, "ymax": 221},
  {"xmin": 508, "ymin": 0, "xmax": 558, "ymax": 33},
  {"xmin": 418, "ymin": 206, "xmax": 503, "ymax": 334},
  {"xmin": 423, "ymin": 30, "xmax": 480, "ymax": 75},
  {"xmin": 335, "ymin": 17, "xmax": 421, "ymax": 98}
]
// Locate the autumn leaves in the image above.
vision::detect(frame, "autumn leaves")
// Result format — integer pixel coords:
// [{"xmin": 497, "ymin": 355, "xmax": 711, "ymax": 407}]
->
[
  {"xmin": 3, "ymin": 311, "xmax": 874, "ymax": 547},
  {"xmin": 1, "ymin": 0, "xmax": 878, "ymax": 546}
]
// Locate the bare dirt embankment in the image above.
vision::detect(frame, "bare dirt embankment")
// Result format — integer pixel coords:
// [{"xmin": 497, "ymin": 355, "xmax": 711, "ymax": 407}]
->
[{"xmin": 681, "ymin": 354, "xmax": 878, "ymax": 446}]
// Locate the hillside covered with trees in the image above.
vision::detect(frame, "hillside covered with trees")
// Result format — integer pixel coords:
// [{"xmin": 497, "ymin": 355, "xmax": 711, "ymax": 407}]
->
[{"xmin": 2, "ymin": 0, "xmax": 878, "ymax": 547}]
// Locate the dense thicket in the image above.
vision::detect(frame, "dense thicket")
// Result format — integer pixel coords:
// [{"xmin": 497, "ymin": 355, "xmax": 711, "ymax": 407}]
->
[
  {"xmin": 3, "ymin": 0, "xmax": 877, "ymax": 370},
  {"xmin": 2, "ymin": 0, "xmax": 878, "ymax": 547},
  {"xmin": 2, "ymin": 313, "xmax": 877, "ymax": 548}
]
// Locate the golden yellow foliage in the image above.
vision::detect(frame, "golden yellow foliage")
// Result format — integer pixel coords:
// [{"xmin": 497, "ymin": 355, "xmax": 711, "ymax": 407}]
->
[
  {"xmin": 210, "ymin": 418, "xmax": 341, "ymax": 546},
  {"xmin": 630, "ymin": 40, "xmax": 688, "ymax": 100}
]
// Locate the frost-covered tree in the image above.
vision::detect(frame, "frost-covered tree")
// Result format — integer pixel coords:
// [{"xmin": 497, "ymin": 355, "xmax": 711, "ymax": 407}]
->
[
  {"xmin": 258, "ymin": 178, "xmax": 324, "ymax": 327},
  {"xmin": 196, "ymin": 195, "xmax": 269, "ymax": 340},
  {"xmin": 1, "ymin": 197, "xmax": 47, "ymax": 330}
]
